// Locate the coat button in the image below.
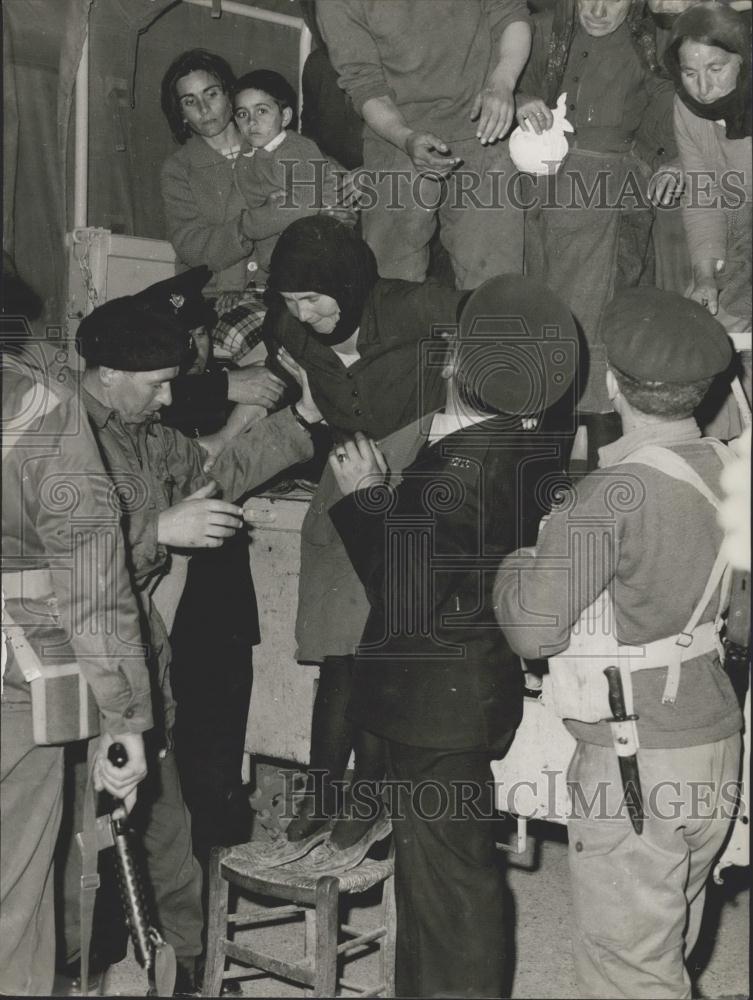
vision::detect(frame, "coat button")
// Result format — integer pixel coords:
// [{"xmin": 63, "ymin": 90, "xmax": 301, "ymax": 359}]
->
[
  {"xmin": 346, "ymin": 370, "xmax": 354, "ymax": 379},
  {"xmin": 354, "ymin": 407, "xmax": 363, "ymax": 417},
  {"xmin": 247, "ymin": 261, "xmax": 258, "ymax": 273},
  {"xmin": 124, "ymin": 707, "xmax": 135, "ymax": 719},
  {"xmin": 575, "ymin": 840, "xmax": 583, "ymax": 852},
  {"xmin": 573, "ymin": 75, "xmax": 579, "ymax": 82},
  {"xmin": 582, "ymin": 51, "xmax": 588, "ymax": 57},
  {"xmin": 569, "ymin": 103, "xmax": 576, "ymax": 111},
  {"xmin": 352, "ymin": 390, "xmax": 359, "ymax": 398},
  {"xmin": 657, "ymin": 146, "xmax": 665, "ymax": 156}
]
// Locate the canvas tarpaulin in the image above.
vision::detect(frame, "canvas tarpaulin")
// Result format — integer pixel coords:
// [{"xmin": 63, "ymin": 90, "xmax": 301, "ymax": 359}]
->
[{"xmin": 3, "ymin": 0, "xmax": 303, "ymax": 327}]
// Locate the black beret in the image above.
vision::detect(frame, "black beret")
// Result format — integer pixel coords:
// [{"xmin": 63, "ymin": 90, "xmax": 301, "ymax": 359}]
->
[
  {"xmin": 131, "ymin": 265, "xmax": 217, "ymax": 332},
  {"xmin": 76, "ymin": 296, "xmax": 192, "ymax": 371},
  {"xmin": 602, "ymin": 289, "xmax": 733, "ymax": 382},
  {"xmin": 457, "ymin": 275, "xmax": 579, "ymax": 416}
]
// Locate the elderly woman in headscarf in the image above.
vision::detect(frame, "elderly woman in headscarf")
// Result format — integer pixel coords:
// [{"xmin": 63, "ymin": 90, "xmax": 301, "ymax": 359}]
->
[
  {"xmin": 259, "ymin": 216, "xmax": 465, "ymax": 855},
  {"xmin": 664, "ymin": 2, "xmax": 752, "ymax": 330},
  {"xmin": 515, "ymin": 0, "xmax": 676, "ymax": 466}
]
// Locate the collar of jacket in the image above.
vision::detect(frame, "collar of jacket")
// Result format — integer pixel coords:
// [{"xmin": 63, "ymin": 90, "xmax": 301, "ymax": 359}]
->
[
  {"xmin": 176, "ymin": 133, "xmax": 236, "ymax": 170},
  {"xmin": 599, "ymin": 417, "xmax": 700, "ymax": 467},
  {"xmin": 82, "ymin": 385, "xmax": 160, "ymax": 434}
]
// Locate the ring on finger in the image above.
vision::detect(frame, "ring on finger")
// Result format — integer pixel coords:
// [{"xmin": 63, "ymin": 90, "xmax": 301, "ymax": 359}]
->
[{"xmin": 336, "ymin": 452, "xmax": 346, "ymax": 463}]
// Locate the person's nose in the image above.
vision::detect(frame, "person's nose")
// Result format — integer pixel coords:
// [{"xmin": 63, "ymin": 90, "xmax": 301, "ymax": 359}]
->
[
  {"xmin": 298, "ymin": 303, "xmax": 314, "ymax": 323},
  {"xmin": 592, "ymin": 1, "xmax": 608, "ymax": 18},
  {"xmin": 157, "ymin": 384, "xmax": 172, "ymax": 408},
  {"xmin": 697, "ymin": 71, "xmax": 712, "ymax": 99}
]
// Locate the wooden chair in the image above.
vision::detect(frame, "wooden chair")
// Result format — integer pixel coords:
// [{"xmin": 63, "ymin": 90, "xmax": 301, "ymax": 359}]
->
[{"xmin": 202, "ymin": 843, "xmax": 396, "ymax": 997}]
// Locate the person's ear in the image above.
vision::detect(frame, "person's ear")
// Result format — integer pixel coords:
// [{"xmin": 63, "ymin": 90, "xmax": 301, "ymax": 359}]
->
[
  {"xmin": 441, "ymin": 334, "xmax": 459, "ymax": 380},
  {"xmin": 606, "ymin": 367, "xmax": 620, "ymax": 403},
  {"xmin": 281, "ymin": 106, "xmax": 293, "ymax": 130}
]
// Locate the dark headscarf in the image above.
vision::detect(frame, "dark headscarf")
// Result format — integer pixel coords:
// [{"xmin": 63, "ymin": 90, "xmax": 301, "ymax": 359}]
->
[
  {"xmin": 266, "ymin": 216, "xmax": 378, "ymax": 345},
  {"xmin": 543, "ymin": 0, "xmax": 662, "ymax": 106},
  {"xmin": 664, "ymin": 2, "xmax": 752, "ymax": 139}
]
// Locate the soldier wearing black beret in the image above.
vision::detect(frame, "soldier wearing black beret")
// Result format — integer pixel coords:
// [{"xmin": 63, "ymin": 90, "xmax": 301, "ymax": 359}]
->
[
  {"xmin": 72, "ymin": 292, "xmax": 325, "ymax": 993},
  {"xmin": 495, "ymin": 288, "xmax": 742, "ymax": 999}
]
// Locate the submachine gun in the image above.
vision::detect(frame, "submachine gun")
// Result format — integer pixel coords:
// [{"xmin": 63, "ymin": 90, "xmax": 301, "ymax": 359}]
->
[{"xmin": 76, "ymin": 743, "xmax": 176, "ymax": 996}]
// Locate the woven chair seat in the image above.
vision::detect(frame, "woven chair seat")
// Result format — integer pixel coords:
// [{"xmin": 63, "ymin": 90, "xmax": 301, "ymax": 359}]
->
[{"xmin": 222, "ymin": 846, "xmax": 394, "ymax": 893}]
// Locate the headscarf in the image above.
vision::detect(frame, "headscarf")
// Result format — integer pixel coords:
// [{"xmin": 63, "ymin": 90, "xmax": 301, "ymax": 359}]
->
[
  {"xmin": 266, "ymin": 216, "xmax": 378, "ymax": 345},
  {"xmin": 543, "ymin": 0, "xmax": 662, "ymax": 106},
  {"xmin": 664, "ymin": 2, "xmax": 752, "ymax": 139}
]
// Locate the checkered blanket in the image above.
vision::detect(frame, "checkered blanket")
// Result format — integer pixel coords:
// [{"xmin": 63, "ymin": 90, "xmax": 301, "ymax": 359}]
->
[{"xmin": 212, "ymin": 289, "xmax": 268, "ymax": 363}]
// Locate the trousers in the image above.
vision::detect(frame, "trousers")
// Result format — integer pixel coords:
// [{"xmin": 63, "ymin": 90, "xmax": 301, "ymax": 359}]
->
[
  {"xmin": 567, "ymin": 734, "xmax": 741, "ymax": 998},
  {"xmin": 0, "ymin": 705, "xmax": 64, "ymax": 995},
  {"xmin": 361, "ymin": 134, "xmax": 524, "ymax": 289},
  {"xmin": 384, "ymin": 738, "xmax": 513, "ymax": 999},
  {"xmin": 59, "ymin": 739, "xmax": 204, "ymax": 963}
]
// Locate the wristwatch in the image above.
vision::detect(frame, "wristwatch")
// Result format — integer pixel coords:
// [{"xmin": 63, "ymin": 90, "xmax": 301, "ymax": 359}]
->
[{"xmin": 290, "ymin": 403, "xmax": 323, "ymax": 432}]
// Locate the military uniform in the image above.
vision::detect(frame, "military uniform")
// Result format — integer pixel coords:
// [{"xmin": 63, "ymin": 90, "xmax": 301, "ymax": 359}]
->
[
  {"xmin": 57, "ymin": 294, "xmax": 316, "ymax": 978},
  {"xmin": 74, "ymin": 393, "xmax": 314, "ymax": 966},
  {"xmin": 494, "ymin": 290, "xmax": 742, "ymax": 998},
  {"xmin": 1, "ymin": 364, "xmax": 153, "ymax": 996},
  {"xmin": 329, "ymin": 276, "xmax": 579, "ymax": 997}
]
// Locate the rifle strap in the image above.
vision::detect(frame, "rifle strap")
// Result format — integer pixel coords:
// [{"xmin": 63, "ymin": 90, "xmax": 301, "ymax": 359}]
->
[{"xmin": 77, "ymin": 742, "xmax": 101, "ymax": 998}]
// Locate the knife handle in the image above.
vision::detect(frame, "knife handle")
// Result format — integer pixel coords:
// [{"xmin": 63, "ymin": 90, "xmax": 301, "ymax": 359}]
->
[
  {"xmin": 108, "ymin": 741, "xmax": 128, "ymax": 769},
  {"xmin": 604, "ymin": 665, "xmax": 627, "ymax": 721}
]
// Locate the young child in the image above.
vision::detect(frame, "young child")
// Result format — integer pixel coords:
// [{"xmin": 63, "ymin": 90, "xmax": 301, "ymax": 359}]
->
[{"xmin": 231, "ymin": 70, "xmax": 345, "ymax": 286}]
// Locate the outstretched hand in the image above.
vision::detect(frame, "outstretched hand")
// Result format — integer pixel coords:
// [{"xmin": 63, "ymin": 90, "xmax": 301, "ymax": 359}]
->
[
  {"xmin": 157, "ymin": 481, "xmax": 243, "ymax": 548},
  {"xmin": 277, "ymin": 348, "xmax": 324, "ymax": 425}
]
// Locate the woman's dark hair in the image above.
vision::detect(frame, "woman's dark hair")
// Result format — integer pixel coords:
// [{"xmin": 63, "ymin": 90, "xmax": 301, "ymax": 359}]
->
[
  {"xmin": 161, "ymin": 49, "xmax": 236, "ymax": 144},
  {"xmin": 232, "ymin": 70, "xmax": 299, "ymax": 129}
]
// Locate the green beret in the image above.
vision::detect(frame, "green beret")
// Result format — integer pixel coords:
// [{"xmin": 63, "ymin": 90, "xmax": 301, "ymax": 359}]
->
[
  {"xmin": 602, "ymin": 289, "xmax": 733, "ymax": 382},
  {"xmin": 76, "ymin": 296, "xmax": 192, "ymax": 371},
  {"xmin": 131, "ymin": 265, "xmax": 217, "ymax": 333},
  {"xmin": 458, "ymin": 275, "xmax": 579, "ymax": 415}
]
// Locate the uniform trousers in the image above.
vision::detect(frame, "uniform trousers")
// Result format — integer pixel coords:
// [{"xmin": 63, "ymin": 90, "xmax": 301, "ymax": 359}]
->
[
  {"xmin": 361, "ymin": 134, "xmax": 524, "ymax": 289},
  {"xmin": 60, "ymin": 739, "xmax": 204, "ymax": 964},
  {"xmin": 384, "ymin": 737, "xmax": 512, "ymax": 999},
  {"xmin": 567, "ymin": 734, "xmax": 741, "ymax": 999},
  {"xmin": 0, "ymin": 705, "xmax": 63, "ymax": 996}
]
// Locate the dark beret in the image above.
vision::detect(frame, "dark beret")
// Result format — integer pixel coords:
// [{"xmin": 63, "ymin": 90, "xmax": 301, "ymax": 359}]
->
[
  {"xmin": 602, "ymin": 289, "xmax": 733, "ymax": 382},
  {"xmin": 76, "ymin": 296, "xmax": 192, "ymax": 371},
  {"xmin": 131, "ymin": 265, "xmax": 217, "ymax": 332},
  {"xmin": 457, "ymin": 275, "xmax": 579, "ymax": 415}
]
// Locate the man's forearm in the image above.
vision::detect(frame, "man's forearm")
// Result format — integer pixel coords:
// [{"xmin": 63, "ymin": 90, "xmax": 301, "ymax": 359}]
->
[
  {"xmin": 488, "ymin": 21, "xmax": 531, "ymax": 91},
  {"xmin": 360, "ymin": 95, "xmax": 415, "ymax": 154}
]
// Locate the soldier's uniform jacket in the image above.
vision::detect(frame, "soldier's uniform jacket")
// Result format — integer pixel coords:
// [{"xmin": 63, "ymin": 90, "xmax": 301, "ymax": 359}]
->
[
  {"xmin": 81, "ymin": 392, "xmax": 313, "ymax": 730},
  {"xmin": 330, "ymin": 414, "xmax": 573, "ymax": 750},
  {"xmin": 494, "ymin": 419, "xmax": 743, "ymax": 749},
  {"xmin": 2, "ymin": 366, "xmax": 153, "ymax": 735}
]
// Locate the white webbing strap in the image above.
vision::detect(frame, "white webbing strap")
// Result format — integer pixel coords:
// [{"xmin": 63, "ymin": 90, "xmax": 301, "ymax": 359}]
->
[{"xmin": 621, "ymin": 442, "xmax": 733, "ymax": 704}]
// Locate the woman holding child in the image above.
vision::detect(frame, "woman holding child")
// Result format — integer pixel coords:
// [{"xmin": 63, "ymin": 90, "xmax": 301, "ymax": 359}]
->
[{"xmin": 160, "ymin": 49, "xmax": 348, "ymax": 362}]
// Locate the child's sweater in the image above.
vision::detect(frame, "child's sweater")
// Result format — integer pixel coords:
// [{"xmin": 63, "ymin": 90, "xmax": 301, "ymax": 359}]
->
[{"xmin": 234, "ymin": 130, "xmax": 340, "ymax": 284}]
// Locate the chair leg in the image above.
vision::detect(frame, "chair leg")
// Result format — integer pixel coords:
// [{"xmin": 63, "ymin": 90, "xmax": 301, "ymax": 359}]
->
[
  {"xmin": 303, "ymin": 909, "xmax": 316, "ymax": 998},
  {"xmin": 380, "ymin": 872, "xmax": 397, "ymax": 998},
  {"xmin": 203, "ymin": 846, "xmax": 231, "ymax": 998},
  {"xmin": 313, "ymin": 875, "xmax": 339, "ymax": 997}
]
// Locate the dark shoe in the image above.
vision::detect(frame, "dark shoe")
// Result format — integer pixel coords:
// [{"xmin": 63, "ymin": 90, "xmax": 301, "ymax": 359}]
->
[
  {"xmin": 173, "ymin": 958, "xmax": 200, "ymax": 997},
  {"xmin": 52, "ymin": 962, "xmax": 108, "ymax": 996}
]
